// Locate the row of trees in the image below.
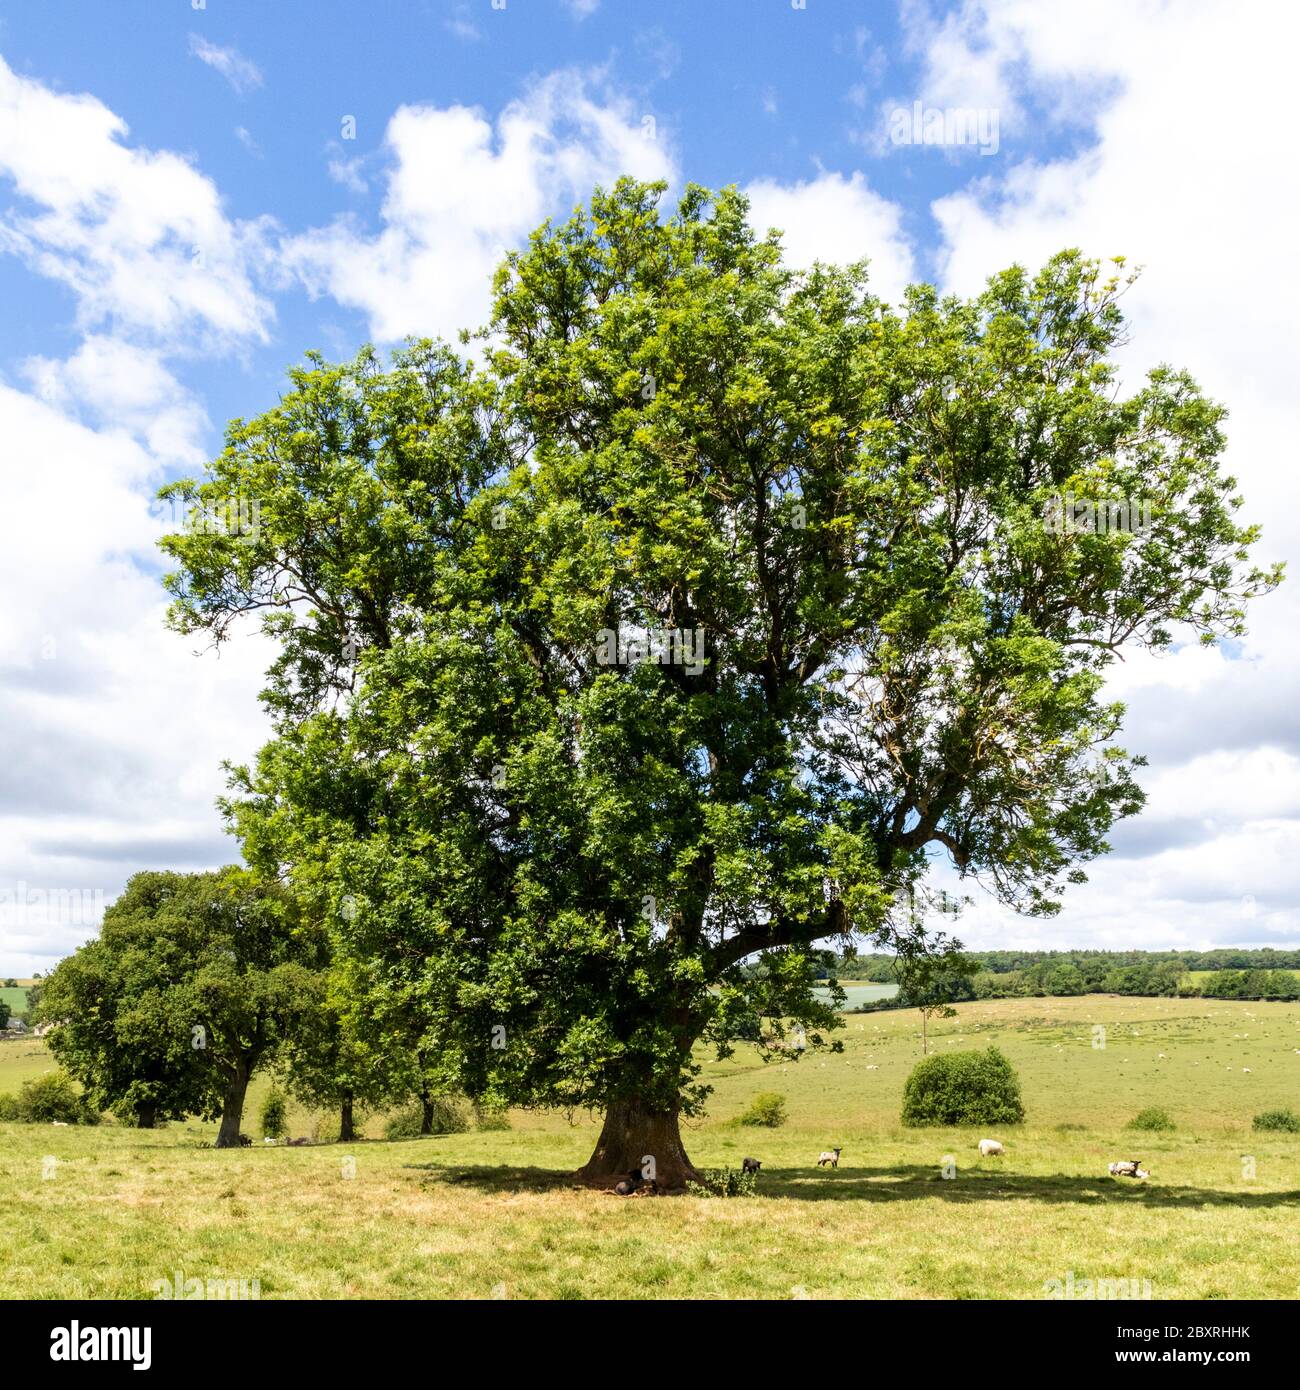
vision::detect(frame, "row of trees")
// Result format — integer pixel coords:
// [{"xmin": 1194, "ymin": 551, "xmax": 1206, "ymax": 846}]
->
[
  {"xmin": 32, "ymin": 180, "xmax": 1275, "ymax": 1186},
  {"xmin": 836, "ymin": 948, "xmax": 1300, "ymax": 981},
  {"xmin": 879, "ymin": 959, "xmax": 1300, "ymax": 1009}
]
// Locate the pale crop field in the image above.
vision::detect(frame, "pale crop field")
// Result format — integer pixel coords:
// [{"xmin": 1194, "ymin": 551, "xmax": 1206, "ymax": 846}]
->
[{"xmin": 2, "ymin": 994, "xmax": 1297, "ymax": 1299}]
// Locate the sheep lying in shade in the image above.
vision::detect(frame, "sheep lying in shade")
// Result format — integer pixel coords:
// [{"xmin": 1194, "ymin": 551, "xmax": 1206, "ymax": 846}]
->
[
  {"xmin": 977, "ymin": 1138, "xmax": 1004, "ymax": 1157},
  {"xmin": 816, "ymin": 1147, "xmax": 842, "ymax": 1168},
  {"xmin": 1108, "ymin": 1160, "xmax": 1150, "ymax": 1179},
  {"xmin": 613, "ymin": 1168, "xmax": 660, "ymax": 1197}
]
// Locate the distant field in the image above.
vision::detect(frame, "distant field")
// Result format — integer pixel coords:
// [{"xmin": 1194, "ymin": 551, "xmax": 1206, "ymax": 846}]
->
[
  {"xmin": 814, "ymin": 982, "xmax": 898, "ymax": 1007},
  {"xmin": 1, "ymin": 986, "xmax": 29, "ymax": 1016},
  {"xmin": 2, "ymin": 994, "xmax": 1298, "ymax": 1299}
]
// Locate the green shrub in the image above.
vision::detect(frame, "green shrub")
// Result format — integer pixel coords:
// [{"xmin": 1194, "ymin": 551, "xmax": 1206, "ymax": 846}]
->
[
  {"xmin": 901, "ymin": 1047, "xmax": 1025, "ymax": 1126},
  {"xmin": 0, "ymin": 1092, "xmax": 19, "ymax": 1120},
  {"xmin": 1127, "ymin": 1106, "xmax": 1175, "ymax": 1132},
  {"xmin": 260, "ymin": 1086, "xmax": 288, "ymax": 1140},
  {"xmin": 1252, "ymin": 1108, "xmax": 1300, "ymax": 1133},
  {"xmin": 686, "ymin": 1165, "xmax": 758, "ymax": 1198},
  {"xmin": 738, "ymin": 1091, "xmax": 787, "ymax": 1128},
  {"xmin": 16, "ymin": 1070, "xmax": 101, "ymax": 1124},
  {"xmin": 384, "ymin": 1097, "xmax": 468, "ymax": 1140},
  {"xmin": 472, "ymin": 1102, "xmax": 511, "ymax": 1131}
]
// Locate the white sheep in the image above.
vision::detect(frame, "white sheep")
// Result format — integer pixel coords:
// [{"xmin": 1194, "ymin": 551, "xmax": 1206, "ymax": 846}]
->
[
  {"xmin": 816, "ymin": 1147, "xmax": 842, "ymax": 1168},
  {"xmin": 1108, "ymin": 1160, "xmax": 1150, "ymax": 1179},
  {"xmin": 978, "ymin": 1138, "xmax": 1004, "ymax": 1157}
]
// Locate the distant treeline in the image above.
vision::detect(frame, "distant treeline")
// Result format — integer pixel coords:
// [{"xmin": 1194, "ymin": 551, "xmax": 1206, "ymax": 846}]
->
[{"xmin": 832, "ymin": 950, "xmax": 1300, "ymax": 1005}]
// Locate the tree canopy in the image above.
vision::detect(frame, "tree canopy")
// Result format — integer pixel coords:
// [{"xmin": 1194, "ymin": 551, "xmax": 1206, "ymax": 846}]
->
[
  {"xmin": 39, "ymin": 868, "xmax": 326, "ymax": 1144},
  {"xmin": 157, "ymin": 179, "xmax": 1279, "ymax": 1185}
]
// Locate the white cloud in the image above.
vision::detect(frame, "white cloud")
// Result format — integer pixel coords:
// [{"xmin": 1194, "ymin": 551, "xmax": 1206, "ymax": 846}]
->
[
  {"xmin": 282, "ymin": 71, "xmax": 674, "ymax": 343},
  {"xmin": 908, "ymin": 0, "xmax": 1300, "ymax": 949},
  {"xmin": 20, "ymin": 336, "xmax": 208, "ymax": 467},
  {"xmin": 0, "ymin": 58, "xmax": 276, "ymax": 972},
  {"xmin": 0, "ymin": 382, "xmax": 270, "ymax": 972},
  {"xmin": 565, "ymin": 0, "xmax": 602, "ymax": 17},
  {"xmin": 0, "ymin": 54, "xmax": 274, "ymax": 350},
  {"xmin": 745, "ymin": 170, "xmax": 915, "ymax": 305},
  {"xmin": 188, "ymin": 35, "xmax": 264, "ymax": 96}
]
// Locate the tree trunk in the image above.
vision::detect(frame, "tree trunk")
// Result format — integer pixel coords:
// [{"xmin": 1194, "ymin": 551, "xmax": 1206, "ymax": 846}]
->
[
  {"xmin": 576, "ymin": 1100, "xmax": 700, "ymax": 1192},
  {"xmin": 214, "ymin": 1061, "xmax": 250, "ymax": 1148},
  {"xmin": 339, "ymin": 1091, "xmax": 356, "ymax": 1142},
  {"xmin": 420, "ymin": 1086, "xmax": 435, "ymax": 1135},
  {"xmin": 136, "ymin": 1102, "xmax": 157, "ymax": 1129}
]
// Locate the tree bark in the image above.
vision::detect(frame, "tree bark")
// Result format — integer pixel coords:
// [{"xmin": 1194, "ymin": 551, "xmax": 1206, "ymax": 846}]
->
[
  {"xmin": 214, "ymin": 1061, "xmax": 250, "ymax": 1148},
  {"xmin": 339, "ymin": 1091, "xmax": 356, "ymax": 1142},
  {"xmin": 136, "ymin": 1102, "xmax": 157, "ymax": 1129},
  {"xmin": 576, "ymin": 1100, "xmax": 700, "ymax": 1191}
]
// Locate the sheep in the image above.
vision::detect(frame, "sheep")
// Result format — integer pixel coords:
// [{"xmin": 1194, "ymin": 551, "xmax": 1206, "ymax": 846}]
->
[
  {"xmin": 614, "ymin": 1167, "xmax": 647, "ymax": 1196},
  {"xmin": 977, "ymin": 1138, "xmax": 1004, "ymax": 1157},
  {"xmin": 742, "ymin": 1156, "xmax": 762, "ymax": 1174},
  {"xmin": 816, "ymin": 1147, "xmax": 842, "ymax": 1168},
  {"xmin": 1108, "ymin": 1160, "xmax": 1150, "ymax": 1179}
]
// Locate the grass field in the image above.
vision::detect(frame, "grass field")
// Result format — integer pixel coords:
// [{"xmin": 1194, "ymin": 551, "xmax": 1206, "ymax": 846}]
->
[
  {"xmin": 1, "ymin": 985, "xmax": 29, "ymax": 1017},
  {"xmin": 2, "ymin": 994, "xmax": 1298, "ymax": 1299}
]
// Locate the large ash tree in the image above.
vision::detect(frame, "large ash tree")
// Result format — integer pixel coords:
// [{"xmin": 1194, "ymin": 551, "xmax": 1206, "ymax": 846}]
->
[{"xmin": 161, "ymin": 181, "xmax": 1278, "ymax": 1188}]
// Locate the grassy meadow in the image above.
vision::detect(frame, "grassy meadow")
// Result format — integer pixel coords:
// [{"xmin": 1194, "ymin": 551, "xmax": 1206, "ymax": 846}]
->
[{"xmin": 2, "ymin": 993, "xmax": 1298, "ymax": 1300}]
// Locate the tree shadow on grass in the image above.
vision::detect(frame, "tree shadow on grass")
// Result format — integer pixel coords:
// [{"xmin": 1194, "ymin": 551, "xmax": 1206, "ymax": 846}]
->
[
  {"xmin": 752, "ymin": 1165, "xmax": 1300, "ymax": 1208},
  {"xmin": 402, "ymin": 1163, "xmax": 576, "ymax": 1195},
  {"xmin": 410, "ymin": 1161, "xmax": 1300, "ymax": 1209}
]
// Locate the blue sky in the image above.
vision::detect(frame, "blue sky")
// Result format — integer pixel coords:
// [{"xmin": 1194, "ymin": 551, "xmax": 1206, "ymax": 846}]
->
[
  {"xmin": 0, "ymin": 0, "xmax": 1076, "ymax": 432},
  {"xmin": 1, "ymin": 0, "xmax": 1296, "ymax": 972}
]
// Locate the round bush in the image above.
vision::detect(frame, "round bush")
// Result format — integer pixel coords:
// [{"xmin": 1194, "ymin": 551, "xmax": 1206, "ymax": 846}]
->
[
  {"xmin": 1252, "ymin": 1108, "xmax": 1300, "ymax": 1133},
  {"xmin": 901, "ymin": 1047, "xmax": 1025, "ymax": 1126},
  {"xmin": 738, "ymin": 1092, "xmax": 787, "ymax": 1128},
  {"xmin": 1127, "ymin": 1106, "xmax": 1175, "ymax": 1132},
  {"xmin": 17, "ymin": 1070, "xmax": 101, "ymax": 1124},
  {"xmin": 384, "ymin": 1097, "xmax": 468, "ymax": 1140}
]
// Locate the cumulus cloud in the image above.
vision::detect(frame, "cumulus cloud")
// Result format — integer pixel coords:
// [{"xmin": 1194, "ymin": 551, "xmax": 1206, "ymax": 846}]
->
[
  {"xmin": 0, "ymin": 57, "xmax": 276, "ymax": 972},
  {"xmin": 281, "ymin": 71, "xmax": 674, "ymax": 343},
  {"xmin": 908, "ymin": 0, "xmax": 1300, "ymax": 949},
  {"xmin": 0, "ymin": 53, "xmax": 274, "ymax": 349},
  {"xmin": 745, "ymin": 170, "xmax": 916, "ymax": 305}
]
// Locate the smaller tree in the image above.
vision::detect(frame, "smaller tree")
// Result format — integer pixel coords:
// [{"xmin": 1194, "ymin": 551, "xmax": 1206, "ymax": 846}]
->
[
  {"xmin": 280, "ymin": 963, "xmax": 404, "ymax": 1142},
  {"xmin": 39, "ymin": 868, "xmax": 325, "ymax": 1145},
  {"xmin": 260, "ymin": 1086, "xmax": 288, "ymax": 1140},
  {"xmin": 895, "ymin": 952, "xmax": 978, "ymax": 1055}
]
